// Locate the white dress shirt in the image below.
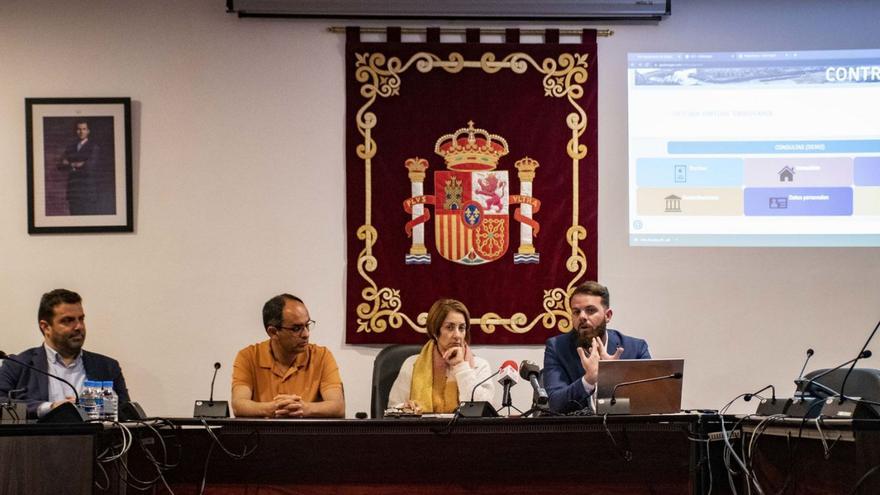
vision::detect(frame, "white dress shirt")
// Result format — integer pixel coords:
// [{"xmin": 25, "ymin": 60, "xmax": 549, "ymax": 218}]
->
[{"xmin": 37, "ymin": 343, "xmax": 86, "ymax": 418}]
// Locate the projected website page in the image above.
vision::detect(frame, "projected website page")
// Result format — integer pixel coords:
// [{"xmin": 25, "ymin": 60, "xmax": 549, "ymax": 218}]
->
[{"xmin": 628, "ymin": 49, "xmax": 880, "ymax": 246}]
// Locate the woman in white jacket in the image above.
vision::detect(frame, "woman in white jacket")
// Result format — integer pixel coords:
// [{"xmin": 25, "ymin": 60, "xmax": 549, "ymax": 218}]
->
[{"xmin": 388, "ymin": 298, "xmax": 494, "ymax": 413}]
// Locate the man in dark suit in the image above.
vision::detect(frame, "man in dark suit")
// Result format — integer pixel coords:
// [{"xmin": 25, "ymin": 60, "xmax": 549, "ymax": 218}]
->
[
  {"xmin": 58, "ymin": 120, "xmax": 100, "ymax": 215},
  {"xmin": 543, "ymin": 281, "xmax": 650, "ymax": 414},
  {"xmin": 0, "ymin": 289, "xmax": 129, "ymax": 419}
]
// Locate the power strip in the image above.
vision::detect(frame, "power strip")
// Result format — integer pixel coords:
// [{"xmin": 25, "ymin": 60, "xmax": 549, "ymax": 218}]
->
[{"xmin": 707, "ymin": 430, "xmax": 741, "ymax": 441}]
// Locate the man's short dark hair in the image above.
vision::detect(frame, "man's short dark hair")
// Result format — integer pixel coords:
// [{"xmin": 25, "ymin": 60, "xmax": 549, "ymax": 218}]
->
[
  {"xmin": 38, "ymin": 289, "xmax": 82, "ymax": 324},
  {"xmin": 570, "ymin": 281, "xmax": 610, "ymax": 308},
  {"xmin": 74, "ymin": 119, "xmax": 89, "ymax": 129},
  {"xmin": 262, "ymin": 294, "xmax": 304, "ymax": 329}
]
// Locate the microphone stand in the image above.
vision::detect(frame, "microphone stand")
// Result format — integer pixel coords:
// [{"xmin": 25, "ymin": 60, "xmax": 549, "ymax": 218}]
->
[
  {"xmin": 498, "ymin": 376, "xmax": 522, "ymax": 416},
  {"xmin": 500, "ymin": 402, "xmax": 523, "ymax": 416},
  {"xmin": 837, "ymin": 318, "xmax": 880, "ymax": 404},
  {"xmin": 209, "ymin": 362, "xmax": 219, "ymax": 406},
  {"xmin": 469, "ymin": 369, "xmax": 500, "ymax": 402},
  {"xmin": 611, "ymin": 373, "xmax": 682, "ymax": 404}
]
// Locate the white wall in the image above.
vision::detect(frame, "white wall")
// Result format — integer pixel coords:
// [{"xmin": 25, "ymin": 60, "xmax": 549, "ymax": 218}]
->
[{"xmin": 1, "ymin": 0, "xmax": 878, "ymax": 417}]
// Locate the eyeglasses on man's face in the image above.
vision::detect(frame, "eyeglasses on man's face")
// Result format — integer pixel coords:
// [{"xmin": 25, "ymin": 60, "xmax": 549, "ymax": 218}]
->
[{"xmin": 276, "ymin": 320, "xmax": 316, "ymax": 334}]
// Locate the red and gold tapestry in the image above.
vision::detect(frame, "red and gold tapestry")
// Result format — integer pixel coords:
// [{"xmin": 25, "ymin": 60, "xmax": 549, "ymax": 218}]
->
[{"xmin": 345, "ymin": 28, "xmax": 598, "ymax": 345}]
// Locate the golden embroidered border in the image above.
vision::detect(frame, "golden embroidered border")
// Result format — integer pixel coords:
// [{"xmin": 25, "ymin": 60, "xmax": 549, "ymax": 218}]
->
[{"xmin": 353, "ymin": 50, "xmax": 591, "ymax": 336}]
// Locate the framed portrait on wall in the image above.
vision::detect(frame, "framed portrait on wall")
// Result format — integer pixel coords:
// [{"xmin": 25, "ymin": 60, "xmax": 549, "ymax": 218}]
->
[{"xmin": 26, "ymin": 97, "xmax": 133, "ymax": 234}]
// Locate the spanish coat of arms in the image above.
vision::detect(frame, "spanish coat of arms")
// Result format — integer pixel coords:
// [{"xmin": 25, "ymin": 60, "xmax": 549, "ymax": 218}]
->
[{"xmin": 403, "ymin": 121, "xmax": 542, "ymax": 265}]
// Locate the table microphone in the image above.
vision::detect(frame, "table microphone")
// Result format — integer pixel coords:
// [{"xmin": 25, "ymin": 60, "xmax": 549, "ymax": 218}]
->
[
  {"xmin": 798, "ymin": 350, "xmax": 872, "ymax": 398},
  {"xmin": 458, "ymin": 364, "xmax": 504, "ymax": 418},
  {"xmin": 753, "ymin": 348, "xmax": 814, "ymax": 416},
  {"xmin": 789, "ymin": 350, "xmax": 871, "ymax": 418},
  {"xmin": 193, "ymin": 361, "xmax": 229, "ymax": 418},
  {"xmin": 596, "ymin": 372, "xmax": 682, "ymax": 415},
  {"xmin": 469, "ymin": 367, "xmax": 500, "ymax": 401},
  {"xmin": 744, "ymin": 384, "xmax": 776, "ymax": 403},
  {"xmin": 0, "ymin": 350, "xmax": 87, "ymax": 423},
  {"xmin": 748, "ymin": 384, "xmax": 790, "ymax": 416},
  {"xmin": 609, "ymin": 372, "xmax": 683, "ymax": 406}
]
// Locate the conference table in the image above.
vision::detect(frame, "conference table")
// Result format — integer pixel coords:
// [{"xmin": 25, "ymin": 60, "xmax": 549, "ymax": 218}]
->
[
  {"xmin": 0, "ymin": 422, "xmax": 101, "ymax": 494},
  {"xmin": 113, "ymin": 414, "xmax": 720, "ymax": 495},
  {"xmin": 9, "ymin": 414, "xmax": 880, "ymax": 494},
  {"xmin": 739, "ymin": 416, "xmax": 880, "ymax": 494}
]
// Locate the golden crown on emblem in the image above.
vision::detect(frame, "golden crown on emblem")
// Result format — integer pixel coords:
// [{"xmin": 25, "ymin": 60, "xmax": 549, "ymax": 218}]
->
[{"xmin": 434, "ymin": 120, "xmax": 509, "ymax": 172}]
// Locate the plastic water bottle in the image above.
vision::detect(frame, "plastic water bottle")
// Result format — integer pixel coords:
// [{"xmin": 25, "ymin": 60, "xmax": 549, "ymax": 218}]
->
[
  {"xmin": 94, "ymin": 381, "xmax": 105, "ymax": 420},
  {"xmin": 79, "ymin": 380, "xmax": 101, "ymax": 420},
  {"xmin": 101, "ymin": 381, "xmax": 118, "ymax": 421}
]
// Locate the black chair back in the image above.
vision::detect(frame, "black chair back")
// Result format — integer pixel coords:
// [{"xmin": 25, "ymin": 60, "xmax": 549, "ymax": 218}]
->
[
  {"xmin": 802, "ymin": 367, "xmax": 880, "ymax": 416},
  {"xmin": 370, "ymin": 344, "xmax": 421, "ymax": 418}
]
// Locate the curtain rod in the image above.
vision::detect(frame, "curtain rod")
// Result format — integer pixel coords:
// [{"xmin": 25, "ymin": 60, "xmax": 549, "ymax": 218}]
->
[{"xmin": 329, "ymin": 26, "xmax": 613, "ymax": 37}]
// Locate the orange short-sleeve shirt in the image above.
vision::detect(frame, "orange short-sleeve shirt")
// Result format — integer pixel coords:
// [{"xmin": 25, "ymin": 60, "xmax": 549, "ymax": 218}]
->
[{"xmin": 232, "ymin": 340, "xmax": 342, "ymax": 403}]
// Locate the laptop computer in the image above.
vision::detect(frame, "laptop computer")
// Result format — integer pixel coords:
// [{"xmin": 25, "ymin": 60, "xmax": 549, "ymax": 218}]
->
[{"xmin": 596, "ymin": 359, "xmax": 685, "ymax": 414}]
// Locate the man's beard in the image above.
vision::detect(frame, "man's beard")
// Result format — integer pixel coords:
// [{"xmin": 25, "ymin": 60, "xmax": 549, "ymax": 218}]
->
[
  {"xmin": 576, "ymin": 321, "xmax": 607, "ymax": 349},
  {"xmin": 53, "ymin": 332, "xmax": 85, "ymax": 356}
]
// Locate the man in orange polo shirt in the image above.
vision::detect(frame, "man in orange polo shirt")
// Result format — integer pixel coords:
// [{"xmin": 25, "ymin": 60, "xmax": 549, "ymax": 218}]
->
[{"xmin": 231, "ymin": 294, "xmax": 345, "ymax": 418}]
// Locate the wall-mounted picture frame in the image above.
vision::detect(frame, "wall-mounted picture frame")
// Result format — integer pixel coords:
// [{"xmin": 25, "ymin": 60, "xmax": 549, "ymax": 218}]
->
[{"xmin": 26, "ymin": 97, "xmax": 133, "ymax": 234}]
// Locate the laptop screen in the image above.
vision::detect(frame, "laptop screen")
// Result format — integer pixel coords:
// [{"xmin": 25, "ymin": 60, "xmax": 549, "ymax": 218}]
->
[{"xmin": 596, "ymin": 359, "xmax": 685, "ymax": 414}]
